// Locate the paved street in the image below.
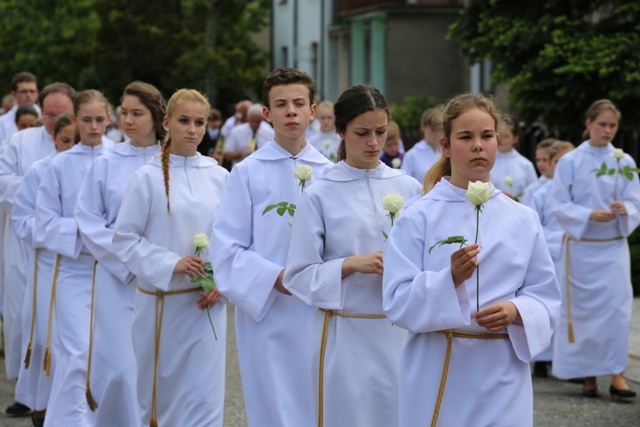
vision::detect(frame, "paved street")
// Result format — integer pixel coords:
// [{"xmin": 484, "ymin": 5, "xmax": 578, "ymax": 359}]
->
[{"xmin": 0, "ymin": 301, "xmax": 639, "ymax": 426}]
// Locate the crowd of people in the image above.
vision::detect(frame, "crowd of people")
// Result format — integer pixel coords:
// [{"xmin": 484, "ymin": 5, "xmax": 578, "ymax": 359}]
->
[{"xmin": 0, "ymin": 67, "xmax": 637, "ymax": 427}]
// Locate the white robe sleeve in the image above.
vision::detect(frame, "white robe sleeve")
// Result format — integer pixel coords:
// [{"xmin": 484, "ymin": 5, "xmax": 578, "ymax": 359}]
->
[
  {"xmin": 0, "ymin": 136, "xmax": 22, "ymax": 205},
  {"xmin": 35, "ymin": 163, "xmax": 82, "ymax": 258},
  {"xmin": 76, "ymin": 162, "xmax": 133, "ymax": 284},
  {"xmin": 283, "ymin": 191, "xmax": 346, "ymax": 309},
  {"xmin": 506, "ymin": 221, "xmax": 561, "ymax": 362},
  {"xmin": 11, "ymin": 165, "xmax": 39, "ymax": 248},
  {"xmin": 112, "ymin": 175, "xmax": 180, "ymax": 291},
  {"xmin": 550, "ymin": 157, "xmax": 592, "ymax": 239},
  {"xmin": 382, "ymin": 211, "xmax": 472, "ymax": 332},
  {"xmin": 211, "ymin": 166, "xmax": 282, "ymax": 322},
  {"xmin": 617, "ymin": 156, "xmax": 640, "ymax": 237}
]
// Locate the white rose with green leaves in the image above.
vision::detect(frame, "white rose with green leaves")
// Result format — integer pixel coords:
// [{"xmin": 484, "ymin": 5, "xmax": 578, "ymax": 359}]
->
[{"xmin": 502, "ymin": 175, "xmax": 513, "ymax": 187}]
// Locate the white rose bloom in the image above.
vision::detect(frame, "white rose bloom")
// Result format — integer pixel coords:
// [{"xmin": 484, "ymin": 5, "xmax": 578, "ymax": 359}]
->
[
  {"xmin": 613, "ymin": 148, "xmax": 625, "ymax": 160},
  {"xmin": 382, "ymin": 193, "xmax": 405, "ymax": 214},
  {"xmin": 391, "ymin": 158, "xmax": 402, "ymax": 169},
  {"xmin": 466, "ymin": 181, "xmax": 493, "ymax": 206},
  {"xmin": 193, "ymin": 233, "xmax": 210, "ymax": 249},
  {"xmin": 503, "ymin": 175, "xmax": 513, "ymax": 186},
  {"xmin": 294, "ymin": 164, "xmax": 314, "ymax": 181},
  {"xmin": 324, "ymin": 139, "xmax": 332, "ymax": 149}
]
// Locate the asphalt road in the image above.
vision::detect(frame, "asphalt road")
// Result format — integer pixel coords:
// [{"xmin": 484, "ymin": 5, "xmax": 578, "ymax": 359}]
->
[{"xmin": 0, "ymin": 307, "xmax": 638, "ymax": 427}]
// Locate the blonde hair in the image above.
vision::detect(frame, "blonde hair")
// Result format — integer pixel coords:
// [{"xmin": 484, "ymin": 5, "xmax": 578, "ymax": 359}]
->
[
  {"xmin": 386, "ymin": 120, "xmax": 401, "ymax": 143},
  {"xmin": 583, "ymin": 99, "xmax": 621, "ymax": 140},
  {"xmin": 161, "ymin": 89, "xmax": 211, "ymax": 213},
  {"xmin": 73, "ymin": 89, "xmax": 109, "ymax": 116},
  {"xmin": 422, "ymin": 93, "xmax": 501, "ymax": 194},
  {"xmin": 548, "ymin": 140, "xmax": 575, "ymax": 161}
]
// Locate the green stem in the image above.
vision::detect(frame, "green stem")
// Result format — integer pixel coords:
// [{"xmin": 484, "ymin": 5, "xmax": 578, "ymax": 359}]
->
[
  {"xmin": 475, "ymin": 207, "xmax": 480, "ymax": 313},
  {"xmin": 207, "ymin": 308, "xmax": 217, "ymax": 341}
]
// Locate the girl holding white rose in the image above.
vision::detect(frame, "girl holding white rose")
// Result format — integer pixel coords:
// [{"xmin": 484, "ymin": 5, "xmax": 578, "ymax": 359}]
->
[
  {"xmin": 74, "ymin": 81, "xmax": 165, "ymax": 426},
  {"xmin": 283, "ymin": 84, "xmax": 421, "ymax": 427},
  {"xmin": 550, "ymin": 99, "xmax": 640, "ymax": 400},
  {"xmin": 381, "ymin": 93, "xmax": 560, "ymax": 427},
  {"xmin": 113, "ymin": 89, "xmax": 228, "ymax": 426}
]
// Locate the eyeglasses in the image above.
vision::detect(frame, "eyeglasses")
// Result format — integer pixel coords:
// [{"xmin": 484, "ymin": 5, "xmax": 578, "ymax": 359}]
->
[{"xmin": 42, "ymin": 114, "xmax": 59, "ymax": 121}]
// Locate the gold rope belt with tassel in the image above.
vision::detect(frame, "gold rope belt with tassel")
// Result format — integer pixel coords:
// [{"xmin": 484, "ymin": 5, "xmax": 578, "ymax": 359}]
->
[
  {"xmin": 85, "ymin": 260, "xmax": 99, "ymax": 411},
  {"xmin": 43, "ymin": 252, "xmax": 93, "ymax": 377},
  {"xmin": 563, "ymin": 234, "xmax": 623, "ymax": 343},
  {"xmin": 23, "ymin": 248, "xmax": 39, "ymax": 369},
  {"xmin": 430, "ymin": 330, "xmax": 509, "ymax": 427},
  {"xmin": 136, "ymin": 285, "xmax": 201, "ymax": 427},
  {"xmin": 317, "ymin": 308, "xmax": 387, "ymax": 427}
]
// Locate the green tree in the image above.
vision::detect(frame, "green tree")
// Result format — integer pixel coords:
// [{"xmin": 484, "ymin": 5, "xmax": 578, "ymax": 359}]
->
[
  {"xmin": 448, "ymin": 1, "xmax": 640, "ymax": 135},
  {"xmin": 0, "ymin": 0, "xmax": 269, "ymax": 112},
  {"xmin": 0, "ymin": 0, "xmax": 100, "ymax": 90}
]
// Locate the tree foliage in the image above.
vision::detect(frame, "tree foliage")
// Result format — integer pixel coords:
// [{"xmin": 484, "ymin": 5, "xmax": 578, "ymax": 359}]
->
[
  {"xmin": 0, "ymin": 0, "xmax": 269, "ymax": 112},
  {"xmin": 448, "ymin": 0, "xmax": 640, "ymax": 135}
]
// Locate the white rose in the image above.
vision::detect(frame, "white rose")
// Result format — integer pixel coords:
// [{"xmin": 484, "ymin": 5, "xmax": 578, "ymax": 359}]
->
[
  {"xmin": 382, "ymin": 193, "xmax": 405, "ymax": 214},
  {"xmin": 613, "ymin": 148, "xmax": 625, "ymax": 160},
  {"xmin": 193, "ymin": 233, "xmax": 209, "ymax": 249},
  {"xmin": 391, "ymin": 158, "xmax": 402, "ymax": 169},
  {"xmin": 294, "ymin": 164, "xmax": 314, "ymax": 181},
  {"xmin": 503, "ymin": 175, "xmax": 513, "ymax": 186},
  {"xmin": 324, "ymin": 139, "xmax": 332, "ymax": 149},
  {"xmin": 466, "ymin": 181, "xmax": 493, "ymax": 206}
]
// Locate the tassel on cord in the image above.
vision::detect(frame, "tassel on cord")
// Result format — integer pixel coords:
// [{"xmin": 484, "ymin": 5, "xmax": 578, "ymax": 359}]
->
[
  {"xmin": 567, "ymin": 321, "xmax": 575, "ymax": 343},
  {"xmin": 150, "ymin": 418, "xmax": 158, "ymax": 427},
  {"xmin": 43, "ymin": 348, "xmax": 51, "ymax": 377},
  {"xmin": 23, "ymin": 344, "xmax": 32, "ymax": 369},
  {"xmin": 86, "ymin": 384, "xmax": 98, "ymax": 411}
]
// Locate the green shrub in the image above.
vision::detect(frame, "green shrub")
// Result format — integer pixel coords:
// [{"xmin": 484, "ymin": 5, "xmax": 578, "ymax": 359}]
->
[
  {"xmin": 390, "ymin": 95, "xmax": 438, "ymax": 148},
  {"xmin": 630, "ymin": 228, "xmax": 640, "ymax": 296}
]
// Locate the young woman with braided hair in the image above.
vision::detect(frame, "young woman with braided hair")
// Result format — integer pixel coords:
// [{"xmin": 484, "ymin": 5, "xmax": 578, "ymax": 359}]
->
[{"xmin": 113, "ymin": 88, "xmax": 228, "ymax": 426}]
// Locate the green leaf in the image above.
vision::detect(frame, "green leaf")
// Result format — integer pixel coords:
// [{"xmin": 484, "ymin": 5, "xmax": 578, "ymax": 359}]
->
[
  {"xmin": 607, "ymin": 168, "xmax": 616, "ymax": 176},
  {"xmin": 276, "ymin": 205, "xmax": 287, "ymax": 216},
  {"xmin": 200, "ymin": 277, "xmax": 216, "ymax": 293},
  {"xmin": 429, "ymin": 236, "xmax": 468, "ymax": 253},
  {"xmin": 262, "ymin": 204, "xmax": 278, "ymax": 215},
  {"xmin": 382, "ymin": 230, "xmax": 388, "ymax": 240},
  {"xmin": 287, "ymin": 204, "xmax": 296, "ymax": 217}
]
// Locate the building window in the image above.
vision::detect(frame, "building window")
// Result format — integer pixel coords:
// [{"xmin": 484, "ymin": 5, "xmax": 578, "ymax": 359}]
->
[{"xmin": 282, "ymin": 46, "xmax": 289, "ymax": 67}]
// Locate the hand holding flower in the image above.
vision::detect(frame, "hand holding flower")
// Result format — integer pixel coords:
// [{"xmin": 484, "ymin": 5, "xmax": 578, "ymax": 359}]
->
[
  {"xmin": 174, "ymin": 256, "xmax": 205, "ymax": 278},
  {"xmin": 475, "ymin": 301, "xmax": 522, "ymax": 332},
  {"xmin": 450, "ymin": 244, "xmax": 479, "ymax": 288},
  {"xmin": 610, "ymin": 201, "xmax": 627, "ymax": 215},
  {"xmin": 589, "ymin": 209, "xmax": 615, "ymax": 222},
  {"xmin": 197, "ymin": 287, "xmax": 223, "ymax": 310}
]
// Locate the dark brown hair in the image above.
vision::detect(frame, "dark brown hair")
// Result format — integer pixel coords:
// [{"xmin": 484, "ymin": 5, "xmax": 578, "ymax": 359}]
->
[
  {"xmin": 262, "ymin": 67, "xmax": 315, "ymax": 108},
  {"xmin": 11, "ymin": 71, "xmax": 37, "ymax": 92},
  {"xmin": 122, "ymin": 81, "xmax": 167, "ymax": 141}
]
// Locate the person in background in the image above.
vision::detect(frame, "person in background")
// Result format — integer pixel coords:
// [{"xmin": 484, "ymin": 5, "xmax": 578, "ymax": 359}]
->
[
  {"xmin": 550, "ymin": 99, "xmax": 640, "ymax": 400},
  {"xmin": 14, "ymin": 105, "xmax": 39, "ymax": 132},
  {"xmin": 521, "ymin": 138, "xmax": 557, "ymax": 206},
  {"xmin": 308, "ymin": 101, "xmax": 340, "ymax": 162},
  {"xmin": 0, "ymin": 82, "xmax": 76, "ymax": 419},
  {"xmin": 382, "ymin": 92, "xmax": 560, "ymax": 427},
  {"xmin": 105, "ymin": 105, "xmax": 126, "ymax": 143},
  {"xmin": 220, "ymin": 99, "xmax": 252, "ymax": 138},
  {"xmin": 12, "ymin": 113, "xmax": 77, "ymax": 427},
  {"xmin": 380, "ymin": 120, "xmax": 404, "ymax": 169},
  {"xmin": 1, "ymin": 94, "xmax": 15, "ymax": 116},
  {"xmin": 491, "ymin": 114, "xmax": 537, "ymax": 200},
  {"xmin": 401, "ymin": 107, "xmax": 443, "ymax": 182},
  {"xmin": 212, "ymin": 67, "xmax": 332, "ymax": 427},
  {"xmin": 284, "ymin": 84, "xmax": 421, "ymax": 427},
  {"xmin": 0, "ymin": 72, "xmax": 40, "ymax": 144},
  {"xmin": 224, "ymin": 103, "xmax": 274, "ymax": 169},
  {"xmin": 75, "ymin": 81, "xmax": 165, "ymax": 426},
  {"xmin": 529, "ymin": 140, "xmax": 574, "ymax": 378}
]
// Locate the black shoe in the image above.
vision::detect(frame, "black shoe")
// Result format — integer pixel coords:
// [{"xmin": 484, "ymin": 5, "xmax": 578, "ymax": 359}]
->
[
  {"xmin": 533, "ymin": 362, "xmax": 549, "ymax": 378},
  {"xmin": 581, "ymin": 388, "xmax": 599, "ymax": 398},
  {"xmin": 31, "ymin": 413, "xmax": 45, "ymax": 427},
  {"xmin": 610, "ymin": 385, "xmax": 637, "ymax": 399},
  {"xmin": 5, "ymin": 401, "xmax": 32, "ymax": 416},
  {"xmin": 567, "ymin": 377, "xmax": 585, "ymax": 384}
]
